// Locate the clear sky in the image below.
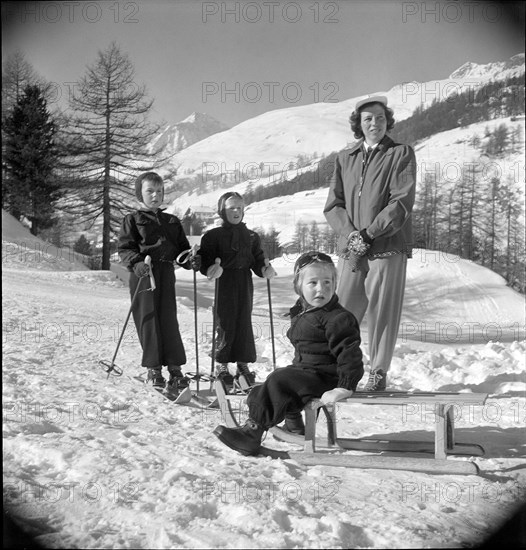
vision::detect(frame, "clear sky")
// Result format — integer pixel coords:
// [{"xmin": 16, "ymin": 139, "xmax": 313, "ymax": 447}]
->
[{"xmin": 2, "ymin": 0, "xmax": 524, "ymax": 128}]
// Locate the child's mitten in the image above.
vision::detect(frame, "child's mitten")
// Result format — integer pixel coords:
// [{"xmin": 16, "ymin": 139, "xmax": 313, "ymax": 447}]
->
[{"xmin": 133, "ymin": 261, "xmax": 150, "ymax": 278}]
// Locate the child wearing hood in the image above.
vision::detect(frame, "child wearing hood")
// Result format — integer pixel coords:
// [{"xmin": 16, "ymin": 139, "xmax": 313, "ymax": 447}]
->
[
  {"xmin": 198, "ymin": 192, "xmax": 276, "ymax": 388},
  {"xmin": 213, "ymin": 251, "xmax": 364, "ymax": 456},
  {"xmin": 118, "ymin": 172, "xmax": 200, "ymax": 389}
]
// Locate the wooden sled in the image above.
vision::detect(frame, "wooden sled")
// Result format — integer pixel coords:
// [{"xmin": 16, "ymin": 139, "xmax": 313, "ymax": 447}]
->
[
  {"xmin": 214, "ymin": 385, "xmax": 488, "ymax": 475},
  {"xmin": 213, "ymin": 379, "xmax": 252, "ymax": 426}
]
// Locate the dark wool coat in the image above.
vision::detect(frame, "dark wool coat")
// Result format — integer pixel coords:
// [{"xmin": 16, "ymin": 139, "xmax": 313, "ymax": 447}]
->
[
  {"xmin": 118, "ymin": 209, "xmax": 191, "ymax": 269},
  {"xmin": 198, "ymin": 222, "xmax": 266, "ymax": 364},
  {"xmin": 117, "ymin": 209, "xmax": 191, "ymax": 368},
  {"xmin": 287, "ymin": 295, "xmax": 364, "ymax": 390},
  {"xmin": 246, "ymin": 295, "xmax": 364, "ymax": 428},
  {"xmin": 324, "ymin": 135, "xmax": 416, "ymax": 258}
]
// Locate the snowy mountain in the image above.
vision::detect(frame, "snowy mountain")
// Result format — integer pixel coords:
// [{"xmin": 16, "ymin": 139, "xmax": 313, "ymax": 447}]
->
[
  {"xmin": 449, "ymin": 53, "xmax": 524, "ymax": 79},
  {"xmin": 149, "ymin": 111, "xmax": 230, "ymax": 156},
  {"xmin": 3, "ymin": 212, "xmax": 525, "ymax": 548},
  {"xmin": 160, "ymin": 53, "xmax": 524, "ymax": 185}
]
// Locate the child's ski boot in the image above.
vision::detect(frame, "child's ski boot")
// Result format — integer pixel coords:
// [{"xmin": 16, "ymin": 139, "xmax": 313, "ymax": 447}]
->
[
  {"xmin": 165, "ymin": 366, "xmax": 189, "ymax": 397},
  {"xmin": 167, "ymin": 366, "xmax": 190, "ymax": 390},
  {"xmin": 235, "ymin": 362, "xmax": 256, "ymax": 391},
  {"xmin": 216, "ymin": 363, "xmax": 234, "ymax": 393},
  {"xmin": 147, "ymin": 366, "xmax": 166, "ymax": 388}
]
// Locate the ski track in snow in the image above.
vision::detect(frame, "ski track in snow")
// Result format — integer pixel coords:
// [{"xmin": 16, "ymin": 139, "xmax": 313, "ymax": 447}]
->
[{"xmin": 2, "ymin": 247, "xmax": 526, "ymax": 549}]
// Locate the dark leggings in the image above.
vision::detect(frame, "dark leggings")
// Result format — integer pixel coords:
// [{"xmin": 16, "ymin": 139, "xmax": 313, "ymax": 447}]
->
[
  {"xmin": 247, "ymin": 365, "xmax": 338, "ymax": 429},
  {"xmin": 130, "ymin": 263, "xmax": 186, "ymax": 368}
]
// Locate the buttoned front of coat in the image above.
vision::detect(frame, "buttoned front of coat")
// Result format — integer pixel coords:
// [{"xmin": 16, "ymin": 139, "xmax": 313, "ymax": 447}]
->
[
  {"xmin": 324, "ymin": 135, "xmax": 416, "ymax": 257},
  {"xmin": 118, "ymin": 209, "xmax": 191, "ymax": 269},
  {"xmin": 286, "ymin": 296, "xmax": 364, "ymax": 391}
]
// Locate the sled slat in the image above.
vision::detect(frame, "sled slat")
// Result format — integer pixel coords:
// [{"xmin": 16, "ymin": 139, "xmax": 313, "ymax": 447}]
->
[
  {"xmin": 286, "ymin": 452, "xmax": 480, "ymax": 475},
  {"xmin": 346, "ymin": 392, "xmax": 487, "ymax": 405},
  {"xmin": 270, "ymin": 427, "xmax": 485, "ymax": 456}
]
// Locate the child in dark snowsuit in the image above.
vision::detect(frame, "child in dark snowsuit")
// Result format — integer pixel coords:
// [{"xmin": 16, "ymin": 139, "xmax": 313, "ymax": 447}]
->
[
  {"xmin": 198, "ymin": 192, "xmax": 276, "ymax": 387},
  {"xmin": 118, "ymin": 172, "xmax": 199, "ymax": 389},
  {"xmin": 214, "ymin": 252, "xmax": 364, "ymax": 456}
]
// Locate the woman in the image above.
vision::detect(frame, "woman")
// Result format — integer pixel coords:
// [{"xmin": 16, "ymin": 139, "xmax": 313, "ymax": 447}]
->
[{"xmin": 324, "ymin": 96, "xmax": 416, "ymax": 391}]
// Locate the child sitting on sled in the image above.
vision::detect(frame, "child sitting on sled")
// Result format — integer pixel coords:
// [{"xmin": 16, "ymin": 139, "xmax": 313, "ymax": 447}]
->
[
  {"xmin": 213, "ymin": 251, "xmax": 364, "ymax": 456},
  {"xmin": 197, "ymin": 192, "xmax": 276, "ymax": 389},
  {"xmin": 118, "ymin": 172, "xmax": 200, "ymax": 390}
]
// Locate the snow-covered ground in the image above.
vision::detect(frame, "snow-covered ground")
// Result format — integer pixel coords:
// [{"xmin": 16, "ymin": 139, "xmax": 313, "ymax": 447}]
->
[{"xmin": 2, "ymin": 218, "xmax": 526, "ymax": 548}]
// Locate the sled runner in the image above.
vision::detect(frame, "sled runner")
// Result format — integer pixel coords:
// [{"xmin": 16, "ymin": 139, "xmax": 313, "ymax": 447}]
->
[
  {"xmin": 213, "ymin": 378, "xmax": 253, "ymax": 426},
  {"xmin": 214, "ymin": 388, "xmax": 489, "ymax": 475},
  {"xmin": 236, "ymin": 373, "xmax": 261, "ymax": 392}
]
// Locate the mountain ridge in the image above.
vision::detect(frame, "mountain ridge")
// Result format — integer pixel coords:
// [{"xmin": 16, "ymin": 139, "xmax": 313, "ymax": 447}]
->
[
  {"xmin": 149, "ymin": 111, "xmax": 229, "ymax": 157},
  {"xmin": 159, "ymin": 53, "xmax": 524, "ymax": 192}
]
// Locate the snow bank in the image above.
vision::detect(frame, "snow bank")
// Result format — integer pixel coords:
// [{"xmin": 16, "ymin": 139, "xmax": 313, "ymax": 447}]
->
[{"xmin": 2, "ymin": 216, "xmax": 525, "ymax": 549}]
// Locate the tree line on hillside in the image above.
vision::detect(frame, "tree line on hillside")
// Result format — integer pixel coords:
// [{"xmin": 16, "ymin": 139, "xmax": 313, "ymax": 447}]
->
[
  {"xmin": 414, "ymin": 167, "xmax": 524, "ymax": 292},
  {"xmin": 390, "ymin": 75, "xmax": 525, "ymax": 146},
  {"xmin": 253, "ymin": 146, "xmax": 526, "ymax": 292},
  {"xmin": 180, "ymin": 153, "xmax": 323, "ymax": 199},
  {"xmin": 174, "ymin": 151, "xmax": 338, "ymax": 207},
  {"xmin": 255, "ymin": 185, "xmax": 525, "ymax": 292},
  {"xmin": 242, "ymin": 153, "xmax": 337, "ymax": 207}
]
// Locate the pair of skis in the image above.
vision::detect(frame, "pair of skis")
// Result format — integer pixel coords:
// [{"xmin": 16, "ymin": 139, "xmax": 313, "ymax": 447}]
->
[
  {"xmin": 132, "ymin": 371, "xmax": 221, "ymax": 408},
  {"xmin": 185, "ymin": 252, "xmax": 274, "ymax": 398},
  {"xmin": 100, "ymin": 250, "xmax": 274, "ymax": 405},
  {"xmin": 99, "ymin": 253, "xmax": 208, "ymax": 405}
]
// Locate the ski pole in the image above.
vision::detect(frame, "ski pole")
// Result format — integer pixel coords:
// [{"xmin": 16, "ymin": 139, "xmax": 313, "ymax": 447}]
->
[
  {"xmin": 209, "ymin": 258, "xmax": 221, "ymax": 383},
  {"xmin": 99, "ymin": 255, "xmax": 154, "ymax": 378},
  {"xmin": 265, "ymin": 259, "xmax": 276, "ymax": 370},
  {"xmin": 193, "ymin": 265, "xmax": 200, "ymax": 393},
  {"xmin": 176, "ymin": 245, "xmax": 203, "ymax": 393}
]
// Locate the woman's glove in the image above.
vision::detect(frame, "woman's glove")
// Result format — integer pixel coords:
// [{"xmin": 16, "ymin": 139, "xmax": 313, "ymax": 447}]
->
[
  {"xmin": 133, "ymin": 261, "xmax": 150, "ymax": 278},
  {"xmin": 320, "ymin": 387, "xmax": 354, "ymax": 405},
  {"xmin": 347, "ymin": 251, "xmax": 367, "ymax": 273},
  {"xmin": 340, "ymin": 231, "xmax": 371, "ymax": 272},
  {"xmin": 206, "ymin": 258, "xmax": 223, "ymax": 279}
]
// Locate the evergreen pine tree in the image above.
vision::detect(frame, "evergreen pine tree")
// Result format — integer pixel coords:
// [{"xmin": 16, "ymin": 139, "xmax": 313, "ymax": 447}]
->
[
  {"xmin": 1, "ymin": 51, "xmax": 40, "ymax": 119},
  {"xmin": 293, "ymin": 221, "xmax": 309, "ymax": 253},
  {"xmin": 74, "ymin": 234, "xmax": 93, "ymax": 256},
  {"xmin": 63, "ymin": 42, "xmax": 165, "ymax": 270},
  {"xmin": 307, "ymin": 221, "xmax": 320, "ymax": 251},
  {"xmin": 3, "ymin": 84, "xmax": 61, "ymax": 234}
]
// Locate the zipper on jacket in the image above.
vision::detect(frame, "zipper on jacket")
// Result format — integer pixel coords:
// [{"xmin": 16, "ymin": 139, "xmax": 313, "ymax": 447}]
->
[{"xmin": 358, "ymin": 147, "xmax": 372, "ymax": 198}]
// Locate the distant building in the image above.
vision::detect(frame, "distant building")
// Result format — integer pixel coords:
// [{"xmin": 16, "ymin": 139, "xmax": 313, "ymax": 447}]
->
[
  {"xmin": 184, "ymin": 205, "xmax": 217, "ymax": 224},
  {"xmin": 182, "ymin": 205, "xmax": 218, "ymax": 236}
]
